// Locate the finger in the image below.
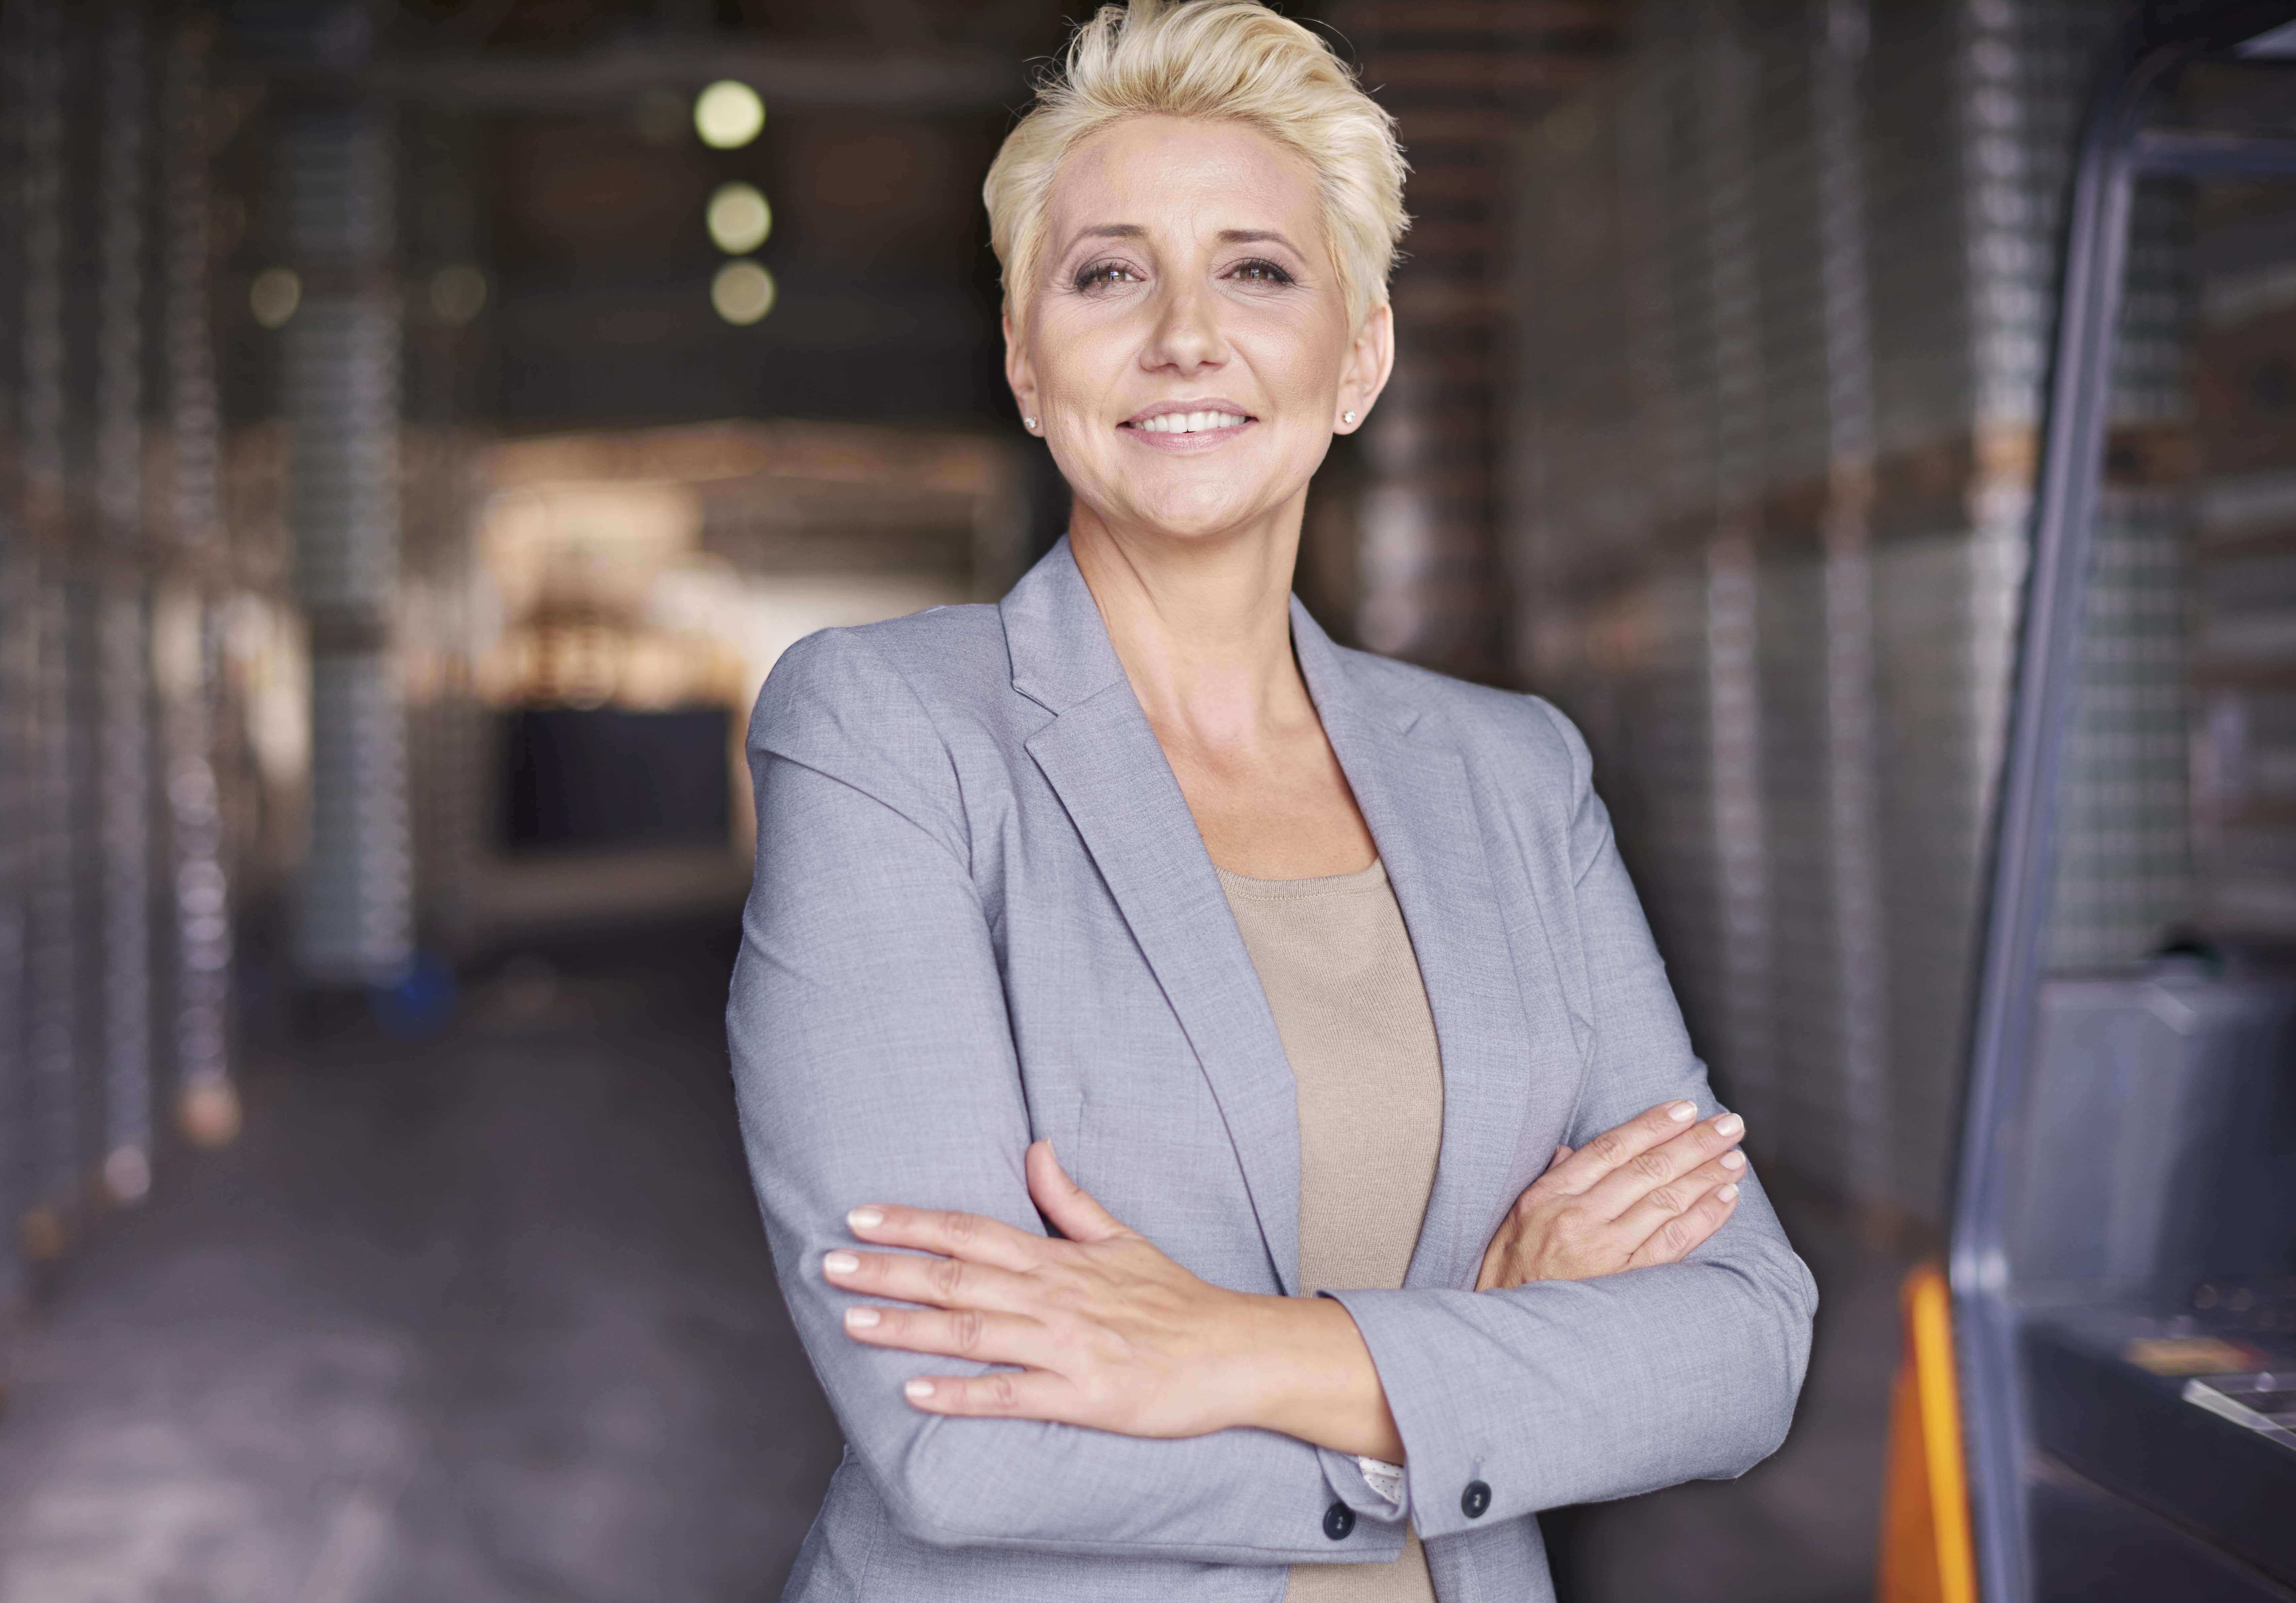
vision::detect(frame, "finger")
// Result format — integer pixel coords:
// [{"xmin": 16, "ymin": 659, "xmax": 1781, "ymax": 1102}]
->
[
  {"xmin": 822, "ymin": 1247, "xmax": 1039, "ymax": 1315},
  {"xmin": 1581, "ymin": 1111, "xmax": 1745, "ymax": 1220},
  {"xmin": 1026, "ymin": 1139, "xmax": 1133, "ymax": 1244},
  {"xmin": 1624, "ymin": 1180, "xmax": 1741, "ymax": 1270},
  {"xmin": 1538, "ymin": 1100, "xmax": 1701, "ymax": 1196},
  {"xmin": 844, "ymin": 1202, "xmax": 1043, "ymax": 1272},
  {"xmin": 1606, "ymin": 1146, "xmax": 1746, "ymax": 1244},
  {"xmin": 1548, "ymin": 1144, "xmax": 1573, "ymax": 1171},
  {"xmin": 841, "ymin": 1301, "xmax": 1057, "ymax": 1369},
  {"xmin": 902, "ymin": 1368, "xmax": 1076, "ymax": 1422}
]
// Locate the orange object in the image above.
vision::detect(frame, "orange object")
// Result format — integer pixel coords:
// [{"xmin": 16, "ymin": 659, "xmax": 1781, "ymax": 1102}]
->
[{"xmin": 1878, "ymin": 1261, "xmax": 1980, "ymax": 1603}]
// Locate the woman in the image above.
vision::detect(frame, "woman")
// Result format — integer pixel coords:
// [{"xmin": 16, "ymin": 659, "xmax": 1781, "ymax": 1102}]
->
[{"xmin": 726, "ymin": 3, "xmax": 1816, "ymax": 1599}]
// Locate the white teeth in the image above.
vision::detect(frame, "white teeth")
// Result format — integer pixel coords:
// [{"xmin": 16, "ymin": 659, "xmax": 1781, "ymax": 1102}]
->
[{"xmin": 1135, "ymin": 411, "xmax": 1246, "ymax": 433}]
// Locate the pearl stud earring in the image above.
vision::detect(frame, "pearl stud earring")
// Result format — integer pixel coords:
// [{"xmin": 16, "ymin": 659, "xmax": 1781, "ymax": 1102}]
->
[
  {"xmin": 1022, "ymin": 416, "xmax": 1038, "ymax": 431},
  {"xmin": 1341, "ymin": 410, "xmax": 1357, "ymax": 425}
]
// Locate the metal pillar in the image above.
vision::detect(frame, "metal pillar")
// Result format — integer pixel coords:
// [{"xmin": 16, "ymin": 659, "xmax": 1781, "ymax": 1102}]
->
[
  {"xmin": 1700, "ymin": 8, "xmax": 1773, "ymax": 1141},
  {"xmin": 95, "ymin": 0, "xmax": 155, "ymax": 1206},
  {"xmin": 15, "ymin": 0, "xmax": 80, "ymax": 1259},
  {"xmin": 0, "ymin": 0, "xmax": 34, "ymax": 1308},
  {"xmin": 1815, "ymin": 0, "xmax": 1891, "ymax": 1206},
  {"xmin": 161, "ymin": 11, "xmax": 239, "ymax": 1148},
  {"xmin": 278, "ymin": 77, "xmax": 412, "ymax": 986}
]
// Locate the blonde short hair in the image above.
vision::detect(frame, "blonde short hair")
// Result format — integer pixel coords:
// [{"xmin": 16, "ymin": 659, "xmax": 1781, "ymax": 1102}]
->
[{"xmin": 983, "ymin": 0, "xmax": 1408, "ymax": 327}]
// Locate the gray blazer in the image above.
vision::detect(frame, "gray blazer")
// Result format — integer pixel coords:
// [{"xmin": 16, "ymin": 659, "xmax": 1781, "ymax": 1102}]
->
[{"xmin": 727, "ymin": 538, "xmax": 1816, "ymax": 1603}]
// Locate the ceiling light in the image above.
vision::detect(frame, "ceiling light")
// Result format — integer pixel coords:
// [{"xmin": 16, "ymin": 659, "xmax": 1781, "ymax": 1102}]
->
[
  {"xmin": 711, "ymin": 260, "xmax": 777, "ymax": 325},
  {"xmin": 694, "ymin": 80, "xmax": 765, "ymax": 150},
  {"xmin": 706, "ymin": 183, "xmax": 772, "ymax": 254},
  {"xmin": 249, "ymin": 267, "xmax": 300, "ymax": 329},
  {"xmin": 429, "ymin": 264, "xmax": 488, "ymax": 326}
]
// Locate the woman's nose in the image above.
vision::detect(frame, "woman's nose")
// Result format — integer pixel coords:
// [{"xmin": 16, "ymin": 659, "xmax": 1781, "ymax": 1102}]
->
[{"xmin": 1142, "ymin": 282, "xmax": 1227, "ymax": 375}]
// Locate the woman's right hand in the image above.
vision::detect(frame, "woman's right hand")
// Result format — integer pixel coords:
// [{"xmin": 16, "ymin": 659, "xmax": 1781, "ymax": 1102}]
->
[{"xmin": 1475, "ymin": 1101, "xmax": 1747, "ymax": 1292}]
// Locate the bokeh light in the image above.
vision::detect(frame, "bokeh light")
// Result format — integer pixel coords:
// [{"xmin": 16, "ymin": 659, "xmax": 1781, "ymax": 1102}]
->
[
  {"xmin": 706, "ymin": 183, "xmax": 772, "ymax": 254},
  {"xmin": 104, "ymin": 1145, "xmax": 151, "ymax": 1205},
  {"xmin": 249, "ymin": 266, "xmax": 301, "ymax": 329},
  {"xmin": 693, "ymin": 80, "xmax": 765, "ymax": 149},
  {"xmin": 429, "ymin": 263, "xmax": 488, "ymax": 326},
  {"xmin": 710, "ymin": 260, "xmax": 777, "ymax": 324}
]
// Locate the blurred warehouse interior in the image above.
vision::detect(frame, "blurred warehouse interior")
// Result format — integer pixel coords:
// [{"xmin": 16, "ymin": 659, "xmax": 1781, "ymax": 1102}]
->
[
  {"xmin": 0, "ymin": 0, "xmax": 1619, "ymax": 1277},
  {"xmin": 1, "ymin": 0, "xmax": 2292, "ymax": 1599}
]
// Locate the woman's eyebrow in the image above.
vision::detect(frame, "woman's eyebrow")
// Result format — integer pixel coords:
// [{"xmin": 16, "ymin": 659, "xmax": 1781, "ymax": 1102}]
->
[
  {"xmin": 1061, "ymin": 224, "xmax": 1302, "ymax": 253},
  {"xmin": 1217, "ymin": 229, "xmax": 1300, "ymax": 251}
]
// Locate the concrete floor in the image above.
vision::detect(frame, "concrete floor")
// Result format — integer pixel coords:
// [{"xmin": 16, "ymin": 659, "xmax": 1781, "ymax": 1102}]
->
[{"xmin": 0, "ymin": 925, "xmax": 1903, "ymax": 1603}]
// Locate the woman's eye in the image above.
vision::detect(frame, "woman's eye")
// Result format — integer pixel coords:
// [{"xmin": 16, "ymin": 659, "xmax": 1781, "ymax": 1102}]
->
[
  {"xmin": 1074, "ymin": 260, "xmax": 1141, "ymax": 290},
  {"xmin": 1230, "ymin": 258, "xmax": 1295, "ymax": 286}
]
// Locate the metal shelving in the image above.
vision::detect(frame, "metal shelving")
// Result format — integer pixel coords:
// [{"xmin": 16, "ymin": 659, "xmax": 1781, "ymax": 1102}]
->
[
  {"xmin": 0, "ymin": 0, "xmax": 242, "ymax": 1299},
  {"xmin": 1506, "ymin": 0, "xmax": 2147, "ymax": 1223}
]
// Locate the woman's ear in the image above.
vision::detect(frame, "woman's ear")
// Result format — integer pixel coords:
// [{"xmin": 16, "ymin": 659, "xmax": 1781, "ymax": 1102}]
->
[
  {"xmin": 1003, "ymin": 305, "xmax": 1041, "ymax": 428},
  {"xmin": 1335, "ymin": 300, "xmax": 1395, "ymax": 434}
]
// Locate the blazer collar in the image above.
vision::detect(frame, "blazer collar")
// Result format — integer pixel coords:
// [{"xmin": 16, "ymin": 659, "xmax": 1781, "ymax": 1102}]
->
[
  {"xmin": 1001, "ymin": 536, "xmax": 1126, "ymax": 715},
  {"xmin": 1001, "ymin": 538, "xmax": 1547, "ymax": 1293}
]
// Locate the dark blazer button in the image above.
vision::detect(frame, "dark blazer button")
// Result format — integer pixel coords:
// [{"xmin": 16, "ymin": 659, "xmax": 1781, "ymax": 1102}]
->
[
  {"xmin": 1323, "ymin": 1500, "xmax": 1356, "ymax": 1540},
  {"xmin": 1461, "ymin": 1479, "xmax": 1492, "ymax": 1519}
]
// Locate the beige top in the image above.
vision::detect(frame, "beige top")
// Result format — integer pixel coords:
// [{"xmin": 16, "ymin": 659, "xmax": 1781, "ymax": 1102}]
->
[{"xmin": 1216, "ymin": 859, "xmax": 1443, "ymax": 1603}]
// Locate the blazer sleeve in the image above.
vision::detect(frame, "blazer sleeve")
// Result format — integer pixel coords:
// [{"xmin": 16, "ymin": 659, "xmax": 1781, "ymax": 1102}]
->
[
  {"xmin": 725, "ymin": 628, "xmax": 1406, "ymax": 1563},
  {"xmin": 1325, "ymin": 698, "xmax": 1818, "ymax": 1542}
]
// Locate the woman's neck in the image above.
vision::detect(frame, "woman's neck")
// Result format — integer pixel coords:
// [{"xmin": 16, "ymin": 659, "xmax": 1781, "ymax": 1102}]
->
[{"xmin": 1067, "ymin": 502, "xmax": 1312, "ymax": 755}]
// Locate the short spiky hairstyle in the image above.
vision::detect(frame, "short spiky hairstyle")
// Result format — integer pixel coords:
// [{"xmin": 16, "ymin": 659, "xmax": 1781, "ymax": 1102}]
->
[{"xmin": 983, "ymin": 0, "xmax": 1408, "ymax": 328}]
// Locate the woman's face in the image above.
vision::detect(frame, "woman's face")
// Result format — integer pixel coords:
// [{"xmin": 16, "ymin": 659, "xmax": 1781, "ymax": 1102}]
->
[{"xmin": 1007, "ymin": 115, "xmax": 1391, "ymax": 550}]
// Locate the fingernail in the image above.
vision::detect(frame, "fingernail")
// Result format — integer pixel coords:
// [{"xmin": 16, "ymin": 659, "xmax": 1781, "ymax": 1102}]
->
[
  {"xmin": 848, "ymin": 1207, "xmax": 884, "ymax": 1230},
  {"xmin": 845, "ymin": 1306, "xmax": 880, "ymax": 1329},
  {"xmin": 1721, "ymin": 1150, "xmax": 1746, "ymax": 1171},
  {"xmin": 1717, "ymin": 1183, "xmax": 1740, "ymax": 1203},
  {"xmin": 904, "ymin": 1379, "xmax": 935, "ymax": 1399},
  {"xmin": 1667, "ymin": 1101, "xmax": 1697, "ymax": 1122},
  {"xmin": 1713, "ymin": 1113, "xmax": 1744, "ymax": 1138},
  {"xmin": 823, "ymin": 1251, "xmax": 859, "ymax": 1276}
]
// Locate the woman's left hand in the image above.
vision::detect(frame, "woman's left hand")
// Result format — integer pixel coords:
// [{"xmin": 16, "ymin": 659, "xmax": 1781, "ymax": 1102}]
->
[{"xmin": 823, "ymin": 1139, "xmax": 1277, "ymax": 1437}]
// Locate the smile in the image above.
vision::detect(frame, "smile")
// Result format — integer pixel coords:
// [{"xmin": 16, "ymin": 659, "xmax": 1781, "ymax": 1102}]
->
[
  {"xmin": 1127, "ymin": 410, "xmax": 1250, "ymax": 434},
  {"xmin": 1118, "ymin": 400, "xmax": 1258, "ymax": 449}
]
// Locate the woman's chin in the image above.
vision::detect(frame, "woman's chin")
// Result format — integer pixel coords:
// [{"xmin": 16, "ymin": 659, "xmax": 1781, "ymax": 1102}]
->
[
  {"xmin": 1108, "ymin": 502, "xmax": 1272, "ymax": 546},
  {"xmin": 1090, "ymin": 477, "xmax": 1300, "ymax": 547}
]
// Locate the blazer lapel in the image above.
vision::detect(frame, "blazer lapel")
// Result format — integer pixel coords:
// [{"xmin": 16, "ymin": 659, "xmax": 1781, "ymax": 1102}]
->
[
  {"xmin": 1005, "ymin": 543, "xmax": 1305, "ymax": 1293},
  {"xmin": 1292, "ymin": 604, "xmax": 1563, "ymax": 1291}
]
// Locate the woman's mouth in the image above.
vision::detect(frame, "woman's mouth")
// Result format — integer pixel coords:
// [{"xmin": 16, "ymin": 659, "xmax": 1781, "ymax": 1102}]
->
[
  {"xmin": 1118, "ymin": 402, "xmax": 1256, "ymax": 449},
  {"xmin": 1129, "ymin": 410, "xmax": 1249, "ymax": 434}
]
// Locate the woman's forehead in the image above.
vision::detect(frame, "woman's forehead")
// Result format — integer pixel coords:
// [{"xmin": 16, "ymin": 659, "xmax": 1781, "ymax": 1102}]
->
[{"xmin": 1047, "ymin": 117, "xmax": 1324, "ymax": 249}]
